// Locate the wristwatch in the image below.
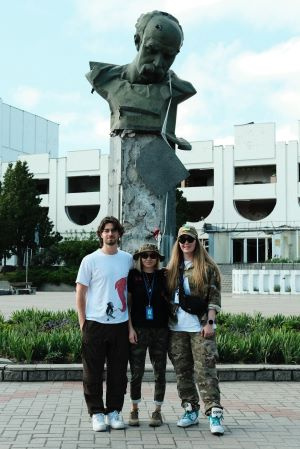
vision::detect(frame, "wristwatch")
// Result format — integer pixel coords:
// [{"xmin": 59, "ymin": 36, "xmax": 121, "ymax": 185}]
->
[{"xmin": 208, "ymin": 319, "xmax": 215, "ymax": 325}]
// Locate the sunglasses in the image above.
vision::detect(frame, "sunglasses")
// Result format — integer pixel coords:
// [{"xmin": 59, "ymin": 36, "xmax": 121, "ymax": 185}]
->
[
  {"xmin": 178, "ymin": 235, "xmax": 196, "ymax": 244},
  {"xmin": 140, "ymin": 252, "xmax": 158, "ymax": 260}
]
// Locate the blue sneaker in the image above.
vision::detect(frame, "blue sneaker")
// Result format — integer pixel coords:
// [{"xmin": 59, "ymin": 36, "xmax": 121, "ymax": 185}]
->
[
  {"xmin": 177, "ymin": 403, "xmax": 199, "ymax": 427},
  {"xmin": 208, "ymin": 407, "xmax": 224, "ymax": 435}
]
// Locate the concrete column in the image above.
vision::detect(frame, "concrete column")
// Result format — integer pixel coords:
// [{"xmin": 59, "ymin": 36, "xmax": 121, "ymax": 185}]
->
[{"xmin": 108, "ymin": 135, "xmax": 176, "ymax": 258}]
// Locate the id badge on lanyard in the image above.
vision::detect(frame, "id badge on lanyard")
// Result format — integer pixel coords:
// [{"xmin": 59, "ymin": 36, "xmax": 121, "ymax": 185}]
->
[
  {"xmin": 146, "ymin": 305, "xmax": 154, "ymax": 320},
  {"xmin": 143, "ymin": 272, "xmax": 155, "ymax": 320}
]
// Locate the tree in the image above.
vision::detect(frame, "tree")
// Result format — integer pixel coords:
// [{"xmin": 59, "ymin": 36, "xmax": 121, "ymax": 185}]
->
[
  {"xmin": 176, "ymin": 189, "xmax": 190, "ymax": 233},
  {"xmin": 0, "ymin": 161, "xmax": 61, "ymax": 266}
]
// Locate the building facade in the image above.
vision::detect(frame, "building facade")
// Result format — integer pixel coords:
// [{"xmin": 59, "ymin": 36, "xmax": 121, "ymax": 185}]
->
[
  {"xmin": 0, "ymin": 150, "xmax": 109, "ymax": 238},
  {"xmin": 0, "ymin": 98, "xmax": 58, "ymax": 162},
  {"xmin": 1, "ymin": 118, "xmax": 300, "ymax": 264},
  {"xmin": 177, "ymin": 122, "xmax": 300, "ymax": 263}
]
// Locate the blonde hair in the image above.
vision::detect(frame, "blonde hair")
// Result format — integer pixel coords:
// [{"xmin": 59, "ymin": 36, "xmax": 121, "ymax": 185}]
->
[
  {"xmin": 167, "ymin": 238, "xmax": 220, "ymax": 292},
  {"xmin": 134, "ymin": 255, "xmax": 160, "ymax": 272}
]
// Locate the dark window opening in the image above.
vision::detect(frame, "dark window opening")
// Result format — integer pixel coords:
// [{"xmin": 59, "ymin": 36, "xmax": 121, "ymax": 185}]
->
[
  {"xmin": 34, "ymin": 179, "xmax": 49, "ymax": 194},
  {"xmin": 233, "ymin": 239, "xmax": 244, "ymax": 263},
  {"xmin": 186, "ymin": 201, "xmax": 214, "ymax": 222},
  {"xmin": 183, "ymin": 169, "xmax": 214, "ymax": 187},
  {"xmin": 234, "ymin": 199, "xmax": 276, "ymax": 221},
  {"xmin": 247, "ymin": 238, "xmax": 272, "ymax": 263},
  {"xmin": 68, "ymin": 176, "xmax": 100, "ymax": 193},
  {"xmin": 235, "ymin": 165, "xmax": 276, "ymax": 185},
  {"xmin": 267, "ymin": 238, "xmax": 272, "ymax": 260},
  {"xmin": 247, "ymin": 238, "xmax": 258, "ymax": 263},
  {"xmin": 66, "ymin": 205, "xmax": 100, "ymax": 225}
]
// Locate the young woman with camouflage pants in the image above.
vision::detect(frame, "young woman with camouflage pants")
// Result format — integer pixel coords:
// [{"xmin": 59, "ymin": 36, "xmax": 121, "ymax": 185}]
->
[
  {"xmin": 167, "ymin": 225, "xmax": 224, "ymax": 435},
  {"xmin": 128, "ymin": 244, "xmax": 169, "ymax": 427}
]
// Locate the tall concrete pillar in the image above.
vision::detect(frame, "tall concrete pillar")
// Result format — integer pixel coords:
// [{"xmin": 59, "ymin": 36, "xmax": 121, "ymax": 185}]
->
[{"xmin": 108, "ymin": 134, "xmax": 176, "ymax": 260}]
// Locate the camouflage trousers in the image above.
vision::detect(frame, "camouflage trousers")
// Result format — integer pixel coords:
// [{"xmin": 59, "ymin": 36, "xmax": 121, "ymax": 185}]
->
[
  {"xmin": 168, "ymin": 330, "xmax": 222, "ymax": 415},
  {"xmin": 129, "ymin": 327, "xmax": 168, "ymax": 404}
]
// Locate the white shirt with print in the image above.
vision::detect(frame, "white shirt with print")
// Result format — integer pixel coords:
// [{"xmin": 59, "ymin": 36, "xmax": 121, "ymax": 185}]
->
[{"xmin": 76, "ymin": 248, "xmax": 133, "ymax": 324}]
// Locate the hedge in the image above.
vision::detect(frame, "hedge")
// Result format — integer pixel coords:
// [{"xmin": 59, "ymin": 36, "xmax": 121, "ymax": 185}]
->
[{"xmin": 0, "ymin": 311, "xmax": 299, "ymax": 364}]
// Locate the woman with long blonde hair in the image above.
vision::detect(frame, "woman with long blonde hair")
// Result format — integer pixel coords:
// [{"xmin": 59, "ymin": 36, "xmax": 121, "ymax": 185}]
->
[{"xmin": 167, "ymin": 225, "xmax": 224, "ymax": 435}]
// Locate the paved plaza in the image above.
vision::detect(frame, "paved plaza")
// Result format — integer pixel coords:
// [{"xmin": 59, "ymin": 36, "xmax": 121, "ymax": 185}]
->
[
  {"xmin": 0, "ymin": 292, "xmax": 299, "ymax": 448},
  {"xmin": 0, "ymin": 291, "xmax": 299, "ymax": 320},
  {"xmin": 0, "ymin": 380, "xmax": 300, "ymax": 449}
]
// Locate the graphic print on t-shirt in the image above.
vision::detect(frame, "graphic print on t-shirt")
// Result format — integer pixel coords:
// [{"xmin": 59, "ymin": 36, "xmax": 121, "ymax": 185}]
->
[
  {"xmin": 115, "ymin": 277, "xmax": 127, "ymax": 312},
  {"xmin": 106, "ymin": 302, "xmax": 116, "ymax": 319}
]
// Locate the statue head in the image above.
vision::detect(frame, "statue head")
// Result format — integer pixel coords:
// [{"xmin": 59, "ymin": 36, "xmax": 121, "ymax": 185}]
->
[{"xmin": 133, "ymin": 11, "xmax": 184, "ymax": 83}]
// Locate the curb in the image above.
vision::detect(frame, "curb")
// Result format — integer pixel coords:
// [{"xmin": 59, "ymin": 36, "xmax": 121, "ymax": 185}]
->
[{"xmin": 0, "ymin": 363, "xmax": 299, "ymax": 382}]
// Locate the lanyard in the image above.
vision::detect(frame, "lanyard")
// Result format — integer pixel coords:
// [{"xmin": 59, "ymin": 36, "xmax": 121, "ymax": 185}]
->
[{"xmin": 142, "ymin": 272, "xmax": 156, "ymax": 306}]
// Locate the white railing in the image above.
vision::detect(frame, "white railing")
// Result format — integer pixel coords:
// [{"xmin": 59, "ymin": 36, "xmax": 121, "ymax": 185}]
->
[{"xmin": 232, "ymin": 269, "xmax": 300, "ymax": 294}]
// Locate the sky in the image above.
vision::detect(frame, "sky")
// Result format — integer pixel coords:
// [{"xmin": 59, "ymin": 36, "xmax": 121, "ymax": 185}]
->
[{"xmin": 1, "ymin": 0, "xmax": 300, "ymax": 155}]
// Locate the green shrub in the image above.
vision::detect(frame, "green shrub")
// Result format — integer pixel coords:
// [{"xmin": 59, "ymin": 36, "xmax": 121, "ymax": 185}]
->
[
  {"xmin": 0, "ymin": 310, "xmax": 300, "ymax": 364},
  {"xmin": 1, "ymin": 266, "xmax": 77, "ymax": 287}
]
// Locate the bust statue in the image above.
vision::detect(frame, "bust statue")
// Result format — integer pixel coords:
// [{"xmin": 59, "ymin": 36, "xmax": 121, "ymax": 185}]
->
[{"xmin": 86, "ymin": 10, "xmax": 196, "ymax": 150}]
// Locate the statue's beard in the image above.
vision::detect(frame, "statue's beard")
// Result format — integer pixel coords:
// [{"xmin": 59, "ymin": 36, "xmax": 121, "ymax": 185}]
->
[{"xmin": 139, "ymin": 64, "xmax": 166, "ymax": 82}]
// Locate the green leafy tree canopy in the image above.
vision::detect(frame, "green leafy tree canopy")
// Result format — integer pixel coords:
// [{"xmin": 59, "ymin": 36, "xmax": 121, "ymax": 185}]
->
[{"xmin": 0, "ymin": 161, "xmax": 61, "ymax": 266}]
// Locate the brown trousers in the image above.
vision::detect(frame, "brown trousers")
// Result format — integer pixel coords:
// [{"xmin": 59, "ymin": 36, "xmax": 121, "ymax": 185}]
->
[{"xmin": 82, "ymin": 320, "xmax": 129, "ymax": 415}]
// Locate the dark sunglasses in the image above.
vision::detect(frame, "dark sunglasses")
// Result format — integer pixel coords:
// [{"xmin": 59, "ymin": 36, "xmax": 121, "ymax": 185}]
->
[
  {"xmin": 140, "ymin": 252, "xmax": 158, "ymax": 259},
  {"xmin": 178, "ymin": 235, "xmax": 195, "ymax": 244}
]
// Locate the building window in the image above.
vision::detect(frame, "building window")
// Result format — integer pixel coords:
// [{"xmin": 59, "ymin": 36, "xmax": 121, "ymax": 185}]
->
[
  {"xmin": 66, "ymin": 205, "xmax": 100, "ymax": 225},
  {"xmin": 234, "ymin": 165, "xmax": 276, "ymax": 185},
  {"xmin": 34, "ymin": 179, "xmax": 49, "ymax": 194},
  {"xmin": 186, "ymin": 201, "xmax": 214, "ymax": 222},
  {"xmin": 232, "ymin": 237, "xmax": 272, "ymax": 263},
  {"xmin": 67, "ymin": 176, "xmax": 100, "ymax": 193},
  {"xmin": 234, "ymin": 199, "xmax": 276, "ymax": 221},
  {"xmin": 182, "ymin": 169, "xmax": 214, "ymax": 187},
  {"xmin": 232, "ymin": 239, "xmax": 244, "ymax": 263}
]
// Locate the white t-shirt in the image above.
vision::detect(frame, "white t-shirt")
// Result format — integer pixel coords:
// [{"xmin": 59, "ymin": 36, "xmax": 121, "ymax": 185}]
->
[
  {"xmin": 169, "ymin": 260, "xmax": 201, "ymax": 332},
  {"xmin": 76, "ymin": 248, "xmax": 133, "ymax": 324}
]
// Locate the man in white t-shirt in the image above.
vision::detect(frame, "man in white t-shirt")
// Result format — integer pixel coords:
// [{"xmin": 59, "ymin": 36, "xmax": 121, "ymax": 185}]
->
[{"xmin": 76, "ymin": 216, "xmax": 133, "ymax": 432}]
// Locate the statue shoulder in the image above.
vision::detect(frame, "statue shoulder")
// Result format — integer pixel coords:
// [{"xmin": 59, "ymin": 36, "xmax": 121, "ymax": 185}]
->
[
  {"xmin": 86, "ymin": 61, "xmax": 126, "ymax": 90},
  {"xmin": 170, "ymin": 70, "xmax": 197, "ymax": 100}
]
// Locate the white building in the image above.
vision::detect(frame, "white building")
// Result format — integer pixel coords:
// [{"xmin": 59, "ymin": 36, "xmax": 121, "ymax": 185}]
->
[
  {"xmin": 1, "ymin": 118, "xmax": 300, "ymax": 264},
  {"xmin": 0, "ymin": 98, "xmax": 58, "ymax": 162},
  {"xmin": 0, "ymin": 150, "xmax": 109, "ymax": 237},
  {"xmin": 177, "ymin": 121, "xmax": 300, "ymax": 263}
]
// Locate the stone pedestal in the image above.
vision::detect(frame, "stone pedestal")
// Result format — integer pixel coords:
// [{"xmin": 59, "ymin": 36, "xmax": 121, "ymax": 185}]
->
[{"xmin": 108, "ymin": 134, "xmax": 176, "ymax": 260}]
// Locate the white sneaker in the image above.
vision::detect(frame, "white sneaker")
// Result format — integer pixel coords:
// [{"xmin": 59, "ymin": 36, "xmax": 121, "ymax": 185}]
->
[
  {"xmin": 177, "ymin": 403, "xmax": 199, "ymax": 428},
  {"xmin": 92, "ymin": 413, "xmax": 106, "ymax": 432},
  {"xmin": 208, "ymin": 407, "xmax": 224, "ymax": 435},
  {"xmin": 107, "ymin": 410, "xmax": 126, "ymax": 429}
]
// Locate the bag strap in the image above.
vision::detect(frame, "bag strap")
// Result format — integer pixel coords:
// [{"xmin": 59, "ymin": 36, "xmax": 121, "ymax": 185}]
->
[{"xmin": 178, "ymin": 266, "xmax": 186, "ymax": 303}]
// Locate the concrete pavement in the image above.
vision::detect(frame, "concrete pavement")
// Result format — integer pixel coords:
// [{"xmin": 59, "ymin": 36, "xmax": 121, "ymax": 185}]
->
[
  {"xmin": 0, "ymin": 292, "xmax": 299, "ymax": 448},
  {"xmin": 0, "ymin": 380, "xmax": 300, "ymax": 449},
  {"xmin": 0, "ymin": 291, "xmax": 299, "ymax": 319}
]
